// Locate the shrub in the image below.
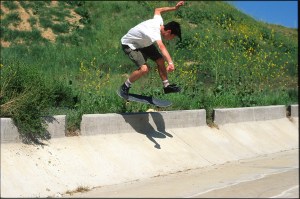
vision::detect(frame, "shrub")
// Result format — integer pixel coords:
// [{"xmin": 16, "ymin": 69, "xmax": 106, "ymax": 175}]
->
[
  {"xmin": 0, "ymin": 63, "xmax": 53, "ymax": 143},
  {"xmin": 0, "ymin": 63, "xmax": 78, "ymax": 143}
]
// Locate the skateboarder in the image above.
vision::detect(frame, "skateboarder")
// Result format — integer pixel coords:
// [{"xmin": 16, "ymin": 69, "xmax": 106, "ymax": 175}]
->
[{"xmin": 119, "ymin": 1, "xmax": 185, "ymax": 99}]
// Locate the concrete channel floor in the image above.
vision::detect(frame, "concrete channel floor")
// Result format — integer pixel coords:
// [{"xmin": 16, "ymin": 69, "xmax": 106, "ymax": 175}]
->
[{"xmin": 64, "ymin": 149, "xmax": 299, "ymax": 198}]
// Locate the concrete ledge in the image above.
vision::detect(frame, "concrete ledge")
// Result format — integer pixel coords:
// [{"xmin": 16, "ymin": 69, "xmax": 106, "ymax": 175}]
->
[
  {"xmin": 213, "ymin": 105, "xmax": 286, "ymax": 125},
  {"xmin": 1, "ymin": 115, "xmax": 66, "ymax": 143},
  {"xmin": 290, "ymin": 104, "xmax": 298, "ymax": 117},
  {"xmin": 43, "ymin": 115, "xmax": 66, "ymax": 138},
  {"xmin": 81, "ymin": 109, "xmax": 206, "ymax": 136},
  {"xmin": 0, "ymin": 118, "xmax": 20, "ymax": 143}
]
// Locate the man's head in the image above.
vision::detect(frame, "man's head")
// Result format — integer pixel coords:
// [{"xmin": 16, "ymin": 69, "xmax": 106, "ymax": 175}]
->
[{"xmin": 161, "ymin": 21, "xmax": 181, "ymax": 41}]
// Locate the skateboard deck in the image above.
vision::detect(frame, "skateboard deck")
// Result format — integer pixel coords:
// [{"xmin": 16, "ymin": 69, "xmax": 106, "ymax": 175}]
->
[{"xmin": 117, "ymin": 90, "xmax": 172, "ymax": 107}]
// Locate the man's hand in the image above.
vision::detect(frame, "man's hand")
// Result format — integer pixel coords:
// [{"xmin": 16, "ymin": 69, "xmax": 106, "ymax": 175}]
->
[
  {"xmin": 155, "ymin": 1, "xmax": 185, "ymax": 15},
  {"xmin": 167, "ymin": 63, "xmax": 175, "ymax": 72},
  {"xmin": 175, "ymin": 1, "xmax": 185, "ymax": 9}
]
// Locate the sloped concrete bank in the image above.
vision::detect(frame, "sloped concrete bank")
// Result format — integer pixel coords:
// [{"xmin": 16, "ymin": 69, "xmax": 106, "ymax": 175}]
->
[{"xmin": 1, "ymin": 105, "xmax": 298, "ymax": 197}]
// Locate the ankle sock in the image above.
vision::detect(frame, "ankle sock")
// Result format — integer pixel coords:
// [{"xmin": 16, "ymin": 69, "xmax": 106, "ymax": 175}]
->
[
  {"xmin": 125, "ymin": 79, "xmax": 132, "ymax": 88},
  {"xmin": 162, "ymin": 80, "xmax": 170, "ymax": 88}
]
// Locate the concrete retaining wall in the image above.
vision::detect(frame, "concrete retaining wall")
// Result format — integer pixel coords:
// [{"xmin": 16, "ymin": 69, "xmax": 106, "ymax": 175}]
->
[
  {"xmin": 214, "ymin": 105, "xmax": 286, "ymax": 125},
  {"xmin": 290, "ymin": 104, "xmax": 298, "ymax": 117},
  {"xmin": 81, "ymin": 109, "xmax": 206, "ymax": 136},
  {"xmin": 1, "ymin": 105, "xmax": 298, "ymax": 142},
  {"xmin": 0, "ymin": 118, "xmax": 20, "ymax": 143},
  {"xmin": 0, "ymin": 115, "xmax": 66, "ymax": 143}
]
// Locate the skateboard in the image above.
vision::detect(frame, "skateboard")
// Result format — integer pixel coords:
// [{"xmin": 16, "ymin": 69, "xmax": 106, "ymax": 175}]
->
[{"xmin": 117, "ymin": 90, "xmax": 172, "ymax": 107}]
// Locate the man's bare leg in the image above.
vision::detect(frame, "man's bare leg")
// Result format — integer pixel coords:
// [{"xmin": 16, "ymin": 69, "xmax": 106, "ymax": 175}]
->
[
  {"xmin": 128, "ymin": 64, "xmax": 150, "ymax": 83},
  {"xmin": 156, "ymin": 57, "xmax": 170, "ymax": 88},
  {"xmin": 119, "ymin": 64, "xmax": 149, "ymax": 98},
  {"xmin": 155, "ymin": 57, "xmax": 181, "ymax": 93}
]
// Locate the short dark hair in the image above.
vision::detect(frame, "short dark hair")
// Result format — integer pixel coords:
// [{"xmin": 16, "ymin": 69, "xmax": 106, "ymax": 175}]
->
[{"xmin": 164, "ymin": 21, "xmax": 181, "ymax": 41}]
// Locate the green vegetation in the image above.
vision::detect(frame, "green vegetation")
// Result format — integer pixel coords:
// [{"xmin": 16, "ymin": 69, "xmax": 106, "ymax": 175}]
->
[{"xmin": 0, "ymin": 1, "xmax": 298, "ymax": 143}]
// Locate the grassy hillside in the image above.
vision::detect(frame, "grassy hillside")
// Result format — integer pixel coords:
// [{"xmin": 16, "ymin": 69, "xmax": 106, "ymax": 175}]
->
[{"xmin": 0, "ymin": 1, "xmax": 298, "ymax": 141}]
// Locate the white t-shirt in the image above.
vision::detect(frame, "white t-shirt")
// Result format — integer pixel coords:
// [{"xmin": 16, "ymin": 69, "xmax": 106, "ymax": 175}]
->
[{"xmin": 121, "ymin": 15, "xmax": 163, "ymax": 50}]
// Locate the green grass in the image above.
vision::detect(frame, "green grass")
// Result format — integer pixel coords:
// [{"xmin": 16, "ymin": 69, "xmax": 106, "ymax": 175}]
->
[{"xmin": 0, "ymin": 1, "xmax": 298, "ymax": 143}]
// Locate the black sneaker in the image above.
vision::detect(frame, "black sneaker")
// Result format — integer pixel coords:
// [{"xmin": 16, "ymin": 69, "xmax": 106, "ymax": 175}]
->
[
  {"xmin": 164, "ymin": 84, "xmax": 181, "ymax": 94},
  {"xmin": 119, "ymin": 83, "xmax": 130, "ymax": 99}
]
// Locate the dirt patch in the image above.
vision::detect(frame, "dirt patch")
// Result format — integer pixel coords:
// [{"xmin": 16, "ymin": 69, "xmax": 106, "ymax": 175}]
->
[
  {"xmin": 0, "ymin": 2, "xmax": 9, "ymax": 14},
  {"xmin": 41, "ymin": 28, "xmax": 56, "ymax": 42},
  {"xmin": 51, "ymin": 1, "xmax": 58, "ymax": 7},
  {"xmin": 66, "ymin": 130, "xmax": 81, "ymax": 137},
  {"xmin": 1, "ymin": 40, "xmax": 11, "ymax": 48},
  {"xmin": 10, "ymin": 1, "xmax": 32, "ymax": 31},
  {"xmin": 0, "ymin": 1, "xmax": 83, "ymax": 47}
]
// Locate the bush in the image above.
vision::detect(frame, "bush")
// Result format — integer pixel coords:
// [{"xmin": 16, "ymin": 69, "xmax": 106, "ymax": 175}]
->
[
  {"xmin": 0, "ymin": 63, "xmax": 52, "ymax": 143},
  {"xmin": 0, "ymin": 63, "xmax": 78, "ymax": 143}
]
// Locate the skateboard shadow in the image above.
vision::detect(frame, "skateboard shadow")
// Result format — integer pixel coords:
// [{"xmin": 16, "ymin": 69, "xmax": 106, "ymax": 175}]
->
[{"xmin": 122, "ymin": 112, "xmax": 173, "ymax": 149}]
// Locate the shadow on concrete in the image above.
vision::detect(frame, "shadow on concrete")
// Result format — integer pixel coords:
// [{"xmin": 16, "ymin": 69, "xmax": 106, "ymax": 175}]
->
[
  {"xmin": 16, "ymin": 116, "xmax": 54, "ymax": 145},
  {"xmin": 122, "ymin": 112, "xmax": 172, "ymax": 149}
]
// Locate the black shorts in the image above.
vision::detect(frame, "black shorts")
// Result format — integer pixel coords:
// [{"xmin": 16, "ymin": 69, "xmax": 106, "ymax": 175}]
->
[{"xmin": 122, "ymin": 44, "xmax": 163, "ymax": 68}]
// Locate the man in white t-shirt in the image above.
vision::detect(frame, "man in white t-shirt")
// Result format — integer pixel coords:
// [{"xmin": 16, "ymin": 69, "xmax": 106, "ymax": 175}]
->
[{"xmin": 119, "ymin": 1, "xmax": 185, "ymax": 99}]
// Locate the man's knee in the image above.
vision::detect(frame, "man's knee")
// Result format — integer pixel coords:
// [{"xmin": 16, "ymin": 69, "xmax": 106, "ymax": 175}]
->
[
  {"xmin": 139, "ymin": 65, "xmax": 149, "ymax": 74},
  {"xmin": 156, "ymin": 58, "xmax": 165, "ymax": 66}
]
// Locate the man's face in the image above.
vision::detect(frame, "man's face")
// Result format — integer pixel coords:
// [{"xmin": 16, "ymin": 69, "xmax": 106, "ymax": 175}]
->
[{"xmin": 162, "ymin": 29, "xmax": 176, "ymax": 40}]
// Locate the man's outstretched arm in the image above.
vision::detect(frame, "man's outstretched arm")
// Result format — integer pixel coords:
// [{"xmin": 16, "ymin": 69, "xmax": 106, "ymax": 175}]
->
[{"xmin": 154, "ymin": 1, "xmax": 185, "ymax": 15}]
